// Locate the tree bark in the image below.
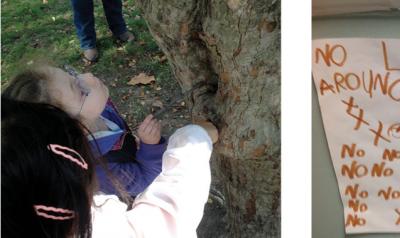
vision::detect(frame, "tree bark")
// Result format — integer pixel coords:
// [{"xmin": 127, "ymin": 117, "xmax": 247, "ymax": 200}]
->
[{"xmin": 136, "ymin": 1, "xmax": 280, "ymax": 237}]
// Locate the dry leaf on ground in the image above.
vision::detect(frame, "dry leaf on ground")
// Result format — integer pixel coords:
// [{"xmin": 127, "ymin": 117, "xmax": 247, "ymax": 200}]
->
[
  {"xmin": 152, "ymin": 100, "xmax": 163, "ymax": 108},
  {"xmin": 128, "ymin": 59, "xmax": 136, "ymax": 67},
  {"xmin": 122, "ymin": 95, "xmax": 129, "ymax": 101},
  {"xmin": 154, "ymin": 55, "xmax": 167, "ymax": 63},
  {"xmin": 127, "ymin": 73, "xmax": 155, "ymax": 86}
]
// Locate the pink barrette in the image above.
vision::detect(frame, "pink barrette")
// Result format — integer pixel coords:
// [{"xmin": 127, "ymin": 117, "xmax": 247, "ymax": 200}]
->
[
  {"xmin": 47, "ymin": 144, "xmax": 88, "ymax": 170},
  {"xmin": 33, "ymin": 205, "xmax": 75, "ymax": 220}
]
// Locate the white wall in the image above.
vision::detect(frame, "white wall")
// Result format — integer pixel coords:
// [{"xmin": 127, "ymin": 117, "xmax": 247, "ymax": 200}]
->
[{"xmin": 313, "ymin": 0, "xmax": 400, "ymax": 16}]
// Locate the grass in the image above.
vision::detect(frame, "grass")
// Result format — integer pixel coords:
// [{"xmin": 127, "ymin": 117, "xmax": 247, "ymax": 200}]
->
[
  {"xmin": 1, "ymin": 0, "xmax": 172, "ymax": 86},
  {"xmin": 1, "ymin": 0, "xmax": 190, "ymax": 135}
]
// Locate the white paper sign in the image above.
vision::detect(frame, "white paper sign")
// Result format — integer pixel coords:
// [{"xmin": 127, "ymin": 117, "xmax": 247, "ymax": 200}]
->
[{"xmin": 312, "ymin": 38, "xmax": 400, "ymax": 234}]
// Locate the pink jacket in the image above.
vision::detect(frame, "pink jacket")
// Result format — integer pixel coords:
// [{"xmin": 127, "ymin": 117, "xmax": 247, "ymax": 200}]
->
[{"xmin": 91, "ymin": 125, "xmax": 212, "ymax": 238}]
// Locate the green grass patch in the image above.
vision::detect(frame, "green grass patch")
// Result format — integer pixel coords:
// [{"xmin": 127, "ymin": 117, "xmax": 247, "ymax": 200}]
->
[{"xmin": 1, "ymin": 0, "xmax": 171, "ymax": 88}]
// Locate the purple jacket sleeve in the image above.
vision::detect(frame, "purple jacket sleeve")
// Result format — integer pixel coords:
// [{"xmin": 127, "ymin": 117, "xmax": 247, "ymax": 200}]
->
[{"xmin": 95, "ymin": 137, "xmax": 167, "ymax": 197}]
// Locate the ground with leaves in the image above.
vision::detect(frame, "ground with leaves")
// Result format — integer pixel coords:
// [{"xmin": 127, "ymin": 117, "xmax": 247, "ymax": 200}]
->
[
  {"xmin": 1, "ymin": 0, "xmax": 190, "ymax": 134},
  {"xmin": 2, "ymin": 0, "xmax": 227, "ymax": 236}
]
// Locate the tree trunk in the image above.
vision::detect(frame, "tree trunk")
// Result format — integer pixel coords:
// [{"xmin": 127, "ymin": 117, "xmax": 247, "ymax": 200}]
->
[{"xmin": 136, "ymin": 1, "xmax": 281, "ymax": 237}]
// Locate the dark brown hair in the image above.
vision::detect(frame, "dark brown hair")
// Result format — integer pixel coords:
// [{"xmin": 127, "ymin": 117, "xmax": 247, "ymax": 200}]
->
[{"xmin": 2, "ymin": 97, "xmax": 95, "ymax": 237}]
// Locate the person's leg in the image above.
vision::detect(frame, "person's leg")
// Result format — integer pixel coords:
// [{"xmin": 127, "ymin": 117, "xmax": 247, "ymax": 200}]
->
[
  {"xmin": 70, "ymin": 0, "xmax": 96, "ymax": 50},
  {"xmin": 101, "ymin": 0, "xmax": 128, "ymax": 37}
]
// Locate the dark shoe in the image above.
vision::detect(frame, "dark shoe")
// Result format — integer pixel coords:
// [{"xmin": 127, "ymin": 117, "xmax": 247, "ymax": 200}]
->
[
  {"xmin": 82, "ymin": 48, "xmax": 98, "ymax": 64},
  {"xmin": 116, "ymin": 31, "xmax": 135, "ymax": 43}
]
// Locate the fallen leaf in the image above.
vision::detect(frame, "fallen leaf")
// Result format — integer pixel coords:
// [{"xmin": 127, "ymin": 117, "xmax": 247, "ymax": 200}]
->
[
  {"xmin": 159, "ymin": 55, "xmax": 167, "ymax": 63},
  {"xmin": 127, "ymin": 73, "xmax": 155, "ymax": 86},
  {"xmin": 180, "ymin": 101, "xmax": 185, "ymax": 106},
  {"xmin": 43, "ymin": 0, "xmax": 48, "ymax": 4},
  {"xmin": 155, "ymin": 86, "xmax": 162, "ymax": 91},
  {"xmin": 128, "ymin": 59, "xmax": 136, "ymax": 67},
  {"xmin": 83, "ymin": 60, "xmax": 92, "ymax": 66},
  {"xmin": 153, "ymin": 55, "xmax": 167, "ymax": 63},
  {"xmin": 152, "ymin": 100, "xmax": 163, "ymax": 108},
  {"xmin": 110, "ymin": 82, "xmax": 116, "ymax": 87}
]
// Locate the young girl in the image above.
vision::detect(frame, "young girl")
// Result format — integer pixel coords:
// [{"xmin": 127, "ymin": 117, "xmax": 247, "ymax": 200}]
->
[
  {"xmin": 2, "ymin": 65, "xmax": 166, "ymax": 199},
  {"xmin": 2, "ymin": 98, "xmax": 214, "ymax": 237}
]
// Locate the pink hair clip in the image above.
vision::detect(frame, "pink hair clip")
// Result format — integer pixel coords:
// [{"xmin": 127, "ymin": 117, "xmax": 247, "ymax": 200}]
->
[
  {"xmin": 47, "ymin": 144, "xmax": 88, "ymax": 170},
  {"xmin": 33, "ymin": 205, "xmax": 75, "ymax": 220}
]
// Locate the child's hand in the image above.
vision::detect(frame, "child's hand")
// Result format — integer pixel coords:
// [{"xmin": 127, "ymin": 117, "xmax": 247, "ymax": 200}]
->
[
  {"xmin": 195, "ymin": 121, "xmax": 219, "ymax": 144},
  {"xmin": 138, "ymin": 114, "xmax": 161, "ymax": 144}
]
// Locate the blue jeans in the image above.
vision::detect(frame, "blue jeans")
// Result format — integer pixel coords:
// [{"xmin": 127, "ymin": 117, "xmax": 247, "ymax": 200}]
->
[{"xmin": 70, "ymin": 0, "xmax": 128, "ymax": 50}]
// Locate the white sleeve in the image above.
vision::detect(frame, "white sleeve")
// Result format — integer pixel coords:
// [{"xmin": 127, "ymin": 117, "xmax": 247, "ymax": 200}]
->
[{"xmin": 91, "ymin": 125, "xmax": 213, "ymax": 238}]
